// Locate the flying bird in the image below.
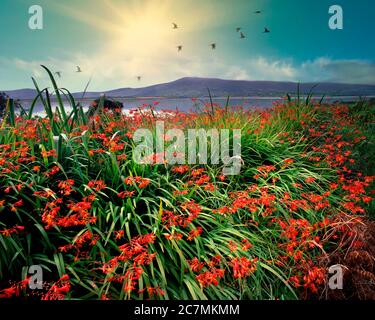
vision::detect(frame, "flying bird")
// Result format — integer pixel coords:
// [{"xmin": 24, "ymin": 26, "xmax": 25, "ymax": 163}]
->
[
  {"xmin": 76, "ymin": 66, "xmax": 82, "ymax": 72},
  {"xmin": 263, "ymin": 27, "xmax": 270, "ymax": 33},
  {"xmin": 236, "ymin": 27, "xmax": 241, "ymax": 32},
  {"xmin": 254, "ymin": 10, "xmax": 261, "ymax": 14},
  {"xmin": 55, "ymin": 71, "xmax": 62, "ymax": 78},
  {"xmin": 210, "ymin": 43, "xmax": 216, "ymax": 50},
  {"xmin": 137, "ymin": 76, "xmax": 142, "ymax": 81},
  {"xmin": 240, "ymin": 32, "xmax": 246, "ymax": 39},
  {"xmin": 177, "ymin": 45, "xmax": 183, "ymax": 52},
  {"xmin": 172, "ymin": 23, "xmax": 178, "ymax": 29}
]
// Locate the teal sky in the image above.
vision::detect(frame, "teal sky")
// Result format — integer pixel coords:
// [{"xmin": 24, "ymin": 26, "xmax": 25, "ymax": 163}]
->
[{"xmin": 0, "ymin": 0, "xmax": 374, "ymax": 91}]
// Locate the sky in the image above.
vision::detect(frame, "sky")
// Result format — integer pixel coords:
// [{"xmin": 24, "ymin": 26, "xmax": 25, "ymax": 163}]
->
[{"xmin": 0, "ymin": 0, "xmax": 374, "ymax": 91}]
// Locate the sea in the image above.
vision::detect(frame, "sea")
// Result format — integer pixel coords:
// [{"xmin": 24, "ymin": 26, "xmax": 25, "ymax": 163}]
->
[{"xmin": 18, "ymin": 96, "xmax": 373, "ymax": 117}]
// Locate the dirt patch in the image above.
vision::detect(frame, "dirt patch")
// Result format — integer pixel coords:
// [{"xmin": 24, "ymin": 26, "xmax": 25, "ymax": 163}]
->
[{"xmin": 324, "ymin": 219, "xmax": 375, "ymax": 299}]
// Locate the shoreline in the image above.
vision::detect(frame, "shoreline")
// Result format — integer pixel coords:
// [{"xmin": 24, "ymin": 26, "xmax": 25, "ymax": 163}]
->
[{"xmin": 16, "ymin": 95, "xmax": 375, "ymax": 102}]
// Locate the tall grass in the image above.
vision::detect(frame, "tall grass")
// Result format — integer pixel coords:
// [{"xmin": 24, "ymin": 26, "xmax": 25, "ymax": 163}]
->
[{"xmin": 0, "ymin": 67, "xmax": 373, "ymax": 300}]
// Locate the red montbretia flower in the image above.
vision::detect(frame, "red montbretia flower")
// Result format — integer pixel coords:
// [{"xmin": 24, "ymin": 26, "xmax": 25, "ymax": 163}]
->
[
  {"xmin": 228, "ymin": 240, "xmax": 238, "ymax": 252},
  {"xmin": 41, "ymin": 149, "xmax": 57, "ymax": 158},
  {"xmin": 45, "ymin": 165, "xmax": 60, "ymax": 177},
  {"xmin": 188, "ymin": 257, "xmax": 205, "ymax": 272},
  {"xmin": 88, "ymin": 180, "xmax": 107, "ymax": 192},
  {"xmin": 196, "ymin": 268, "xmax": 225, "ymax": 287},
  {"xmin": 114, "ymin": 230, "xmax": 125, "ymax": 240},
  {"xmin": 58, "ymin": 179, "xmax": 75, "ymax": 196},
  {"xmin": 123, "ymin": 176, "xmax": 150, "ymax": 189},
  {"xmin": 207, "ymin": 255, "xmax": 221, "ymax": 267},
  {"xmin": 42, "ymin": 275, "xmax": 71, "ymax": 300},
  {"xmin": 0, "ymin": 276, "xmax": 31, "ymax": 299},
  {"xmin": 171, "ymin": 165, "xmax": 190, "ymax": 174},
  {"xmin": 305, "ymin": 177, "xmax": 316, "ymax": 184},
  {"xmin": 187, "ymin": 226, "xmax": 203, "ymax": 241},
  {"xmin": 0, "ymin": 285, "xmax": 18, "ymax": 299},
  {"xmin": 164, "ymin": 233, "xmax": 183, "ymax": 241},
  {"xmin": 10, "ymin": 199, "xmax": 24, "ymax": 212},
  {"xmin": 173, "ymin": 189, "xmax": 188, "ymax": 196},
  {"xmin": 0, "ymin": 225, "xmax": 25, "ymax": 237},
  {"xmin": 241, "ymin": 239, "xmax": 252, "ymax": 251},
  {"xmin": 204, "ymin": 183, "xmax": 216, "ymax": 192},
  {"xmin": 117, "ymin": 190, "xmax": 136, "ymax": 198},
  {"xmin": 180, "ymin": 200, "xmax": 202, "ymax": 226},
  {"xmin": 231, "ymin": 257, "xmax": 258, "ymax": 279}
]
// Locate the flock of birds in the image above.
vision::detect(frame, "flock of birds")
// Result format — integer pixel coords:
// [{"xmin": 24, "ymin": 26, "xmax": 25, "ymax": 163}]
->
[
  {"xmin": 54, "ymin": 10, "xmax": 269, "ymax": 82},
  {"xmin": 172, "ymin": 10, "xmax": 269, "ymax": 57},
  {"xmin": 54, "ymin": 65, "xmax": 82, "ymax": 79}
]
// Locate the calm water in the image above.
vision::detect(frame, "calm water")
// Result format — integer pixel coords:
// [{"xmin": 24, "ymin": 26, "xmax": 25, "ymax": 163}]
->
[{"xmin": 19, "ymin": 96, "xmax": 372, "ymax": 116}]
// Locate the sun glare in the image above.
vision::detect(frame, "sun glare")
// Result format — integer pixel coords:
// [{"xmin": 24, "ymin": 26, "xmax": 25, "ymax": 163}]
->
[
  {"xmin": 48, "ymin": 0, "xmax": 218, "ymax": 85},
  {"xmin": 110, "ymin": 2, "xmax": 174, "ymax": 57}
]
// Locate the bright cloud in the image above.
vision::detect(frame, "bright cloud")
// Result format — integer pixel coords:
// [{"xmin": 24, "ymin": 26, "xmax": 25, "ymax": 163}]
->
[{"xmin": 6, "ymin": 54, "xmax": 375, "ymax": 92}]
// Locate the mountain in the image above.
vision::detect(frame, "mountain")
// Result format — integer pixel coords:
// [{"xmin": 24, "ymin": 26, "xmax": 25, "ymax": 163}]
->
[
  {"xmin": 3, "ymin": 77, "xmax": 375, "ymax": 100},
  {"xmin": 3, "ymin": 89, "xmax": 40, "ymax": 100}
]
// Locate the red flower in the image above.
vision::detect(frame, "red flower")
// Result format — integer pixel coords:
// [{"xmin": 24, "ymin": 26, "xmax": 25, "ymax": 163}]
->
[
  {"xmin": 0, "ymin": 225, "xmax": 24, "ymax": 237},
  {"xmin": 187, "ymin": 227, "xmax": 203, "ymax": 241},
  {"xmin": 289, "ymin": 276, "xmax": 301, "ymax": 287},
  {"xmin": 188, "ymin": 257, "xmax": 205, "ymax": 272},
  {"xmin": 228, "ymin": 240, "xmax": 238, "ymax": 252},
  {"xmin": 208, "ymin": 255, "xmax": 221, "ymax": 267},
  {"xmin": 114, "ymin": 230, "xmax": 124, "ymax": 240},
  {"xmin": 13, "ymin": 199, "xmax": 23, "ymax": 207},
  {"xmin": 241, "ymin": 239, "xmax": 252, "ymax": 251},
  {"xmin": 138, "ymin": 178, "xmax": 150, "ymax": 189},
  {"xmin": 204, "ymin": 183, "xmax": 215, "ymax": 192},
  {"xmin": 305, "ymin": 177, "xmax": 316, "ymax": 184},
  {"xmin": 42, "ymin": 275, "xmax": 71, "ymax": 300},
  {"xmin": 0, "ymin": 285, "xmax": 18, "ymax": 299},
  {"xmin": 124, "ymin": 176, "xmax": 150, "ymax": 189},
  {"xmin": 191, "ymin": 168, "xmax": 204, "ymax": 177},
  {"xmin": 88, "ymin": 180, "xmax": 107, "ymax": 191},
  {"xmin": 173, "ymin": 189, "xmax": 188, "ymax": 196},
  {"xmin": 41, "ymin": 149, "xmax": 57, "ymax": 158},
  {"xmin": 58, "ymin": 179, "xmax": 75, "ymax": 196},
  {"xmin": 180, "ymin": 200, "xmax": 201, "ymax": 225},
  {"xmin": 117, "ymin": 190, "xmax": 136, "ymax": 199},
  {"xmin": 231, "ymin": 257, "xmax": 258, "ymax": 279},
  {"xmin": 172, "ymin": 165, "xmax": 190, "ymax": 174},
  {"xmin": 196, "ymin": 268, "xmax": 225, "ymax": 287},
  {"xmin": 117, "ymin": 154, "xmax": 127, "ymax": 162},
  {"xmin": 45, "ymin": 165, "xmax": 60, "ymax": 177},
  {"xmin": 164, "ymin": 233, "xmax": 183, "ymax": 241}
]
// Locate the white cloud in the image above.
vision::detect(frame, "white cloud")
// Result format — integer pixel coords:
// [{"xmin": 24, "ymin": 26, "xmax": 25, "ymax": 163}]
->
[
  {"xmin": 300, "ymin": 58, "xmax": 375, "ymax": 84},
  {"xmin": 6, "ymin": 54, "xmax": 375, "ymax": 92},
  {"xmin": 223, "ymin": 57, "xmax": 296, "ymax": 81}
]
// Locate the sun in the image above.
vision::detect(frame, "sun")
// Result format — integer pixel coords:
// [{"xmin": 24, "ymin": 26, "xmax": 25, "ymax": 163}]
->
[
  {"xmin": 48, "ymin": 0, "xmax": 218, "ymax": 85},
  {"xmin": 108, "ymin": 1, "xmax": 175, "ymax": 57},
  {"xmin": 51, "ymin": 0, "xmax": 177, "ymax": 56}
]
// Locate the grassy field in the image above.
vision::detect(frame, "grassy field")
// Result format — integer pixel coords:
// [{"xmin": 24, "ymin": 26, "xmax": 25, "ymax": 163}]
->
[{"xmin": 0, "ymin": 67, "xmax": 374, "ymax": 300}]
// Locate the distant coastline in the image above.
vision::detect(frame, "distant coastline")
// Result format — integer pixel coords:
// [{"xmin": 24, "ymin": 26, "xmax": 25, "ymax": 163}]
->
[{"xmin": 3, "ymin": 77, "xmax": 375, "ymax": 100}]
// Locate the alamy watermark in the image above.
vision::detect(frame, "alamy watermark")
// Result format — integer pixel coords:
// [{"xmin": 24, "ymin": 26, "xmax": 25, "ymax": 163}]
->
[
  {"xmin": 328, "ymin": 265, "xmax": 344, "ymax": 290},
  {"xmin": 329, "ymin": 5, "xmax": 344, "ymax": 30},
  {"xmin": 25, "ymin": 264, "xmax": 43, "ymax": 289},
  {"xmin": 132, "ymin": 121, "xmax": 242, "ymax": 175},
  {"xmin": 27, "ymin": 4, "xmax": 344, "ymax": 31},
  {"xmin": 28, "ymin": 5, "xmax": 43, "ymax": 30}
]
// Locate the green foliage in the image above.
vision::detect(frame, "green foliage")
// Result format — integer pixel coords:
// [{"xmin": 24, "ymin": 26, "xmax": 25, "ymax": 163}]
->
[{"xmin": 0, "ymin": 67, "xmax": 373, "ymax": 300}]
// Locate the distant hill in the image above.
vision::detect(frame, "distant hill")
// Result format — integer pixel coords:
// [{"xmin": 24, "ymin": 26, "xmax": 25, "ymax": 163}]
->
[
  {"xmin": 3, "ymin": 89, "xmax": 40, "ymax": 100},
  {"xmin": 4, "ymin": 77, "xmax": 375, "ymax": 100}
]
